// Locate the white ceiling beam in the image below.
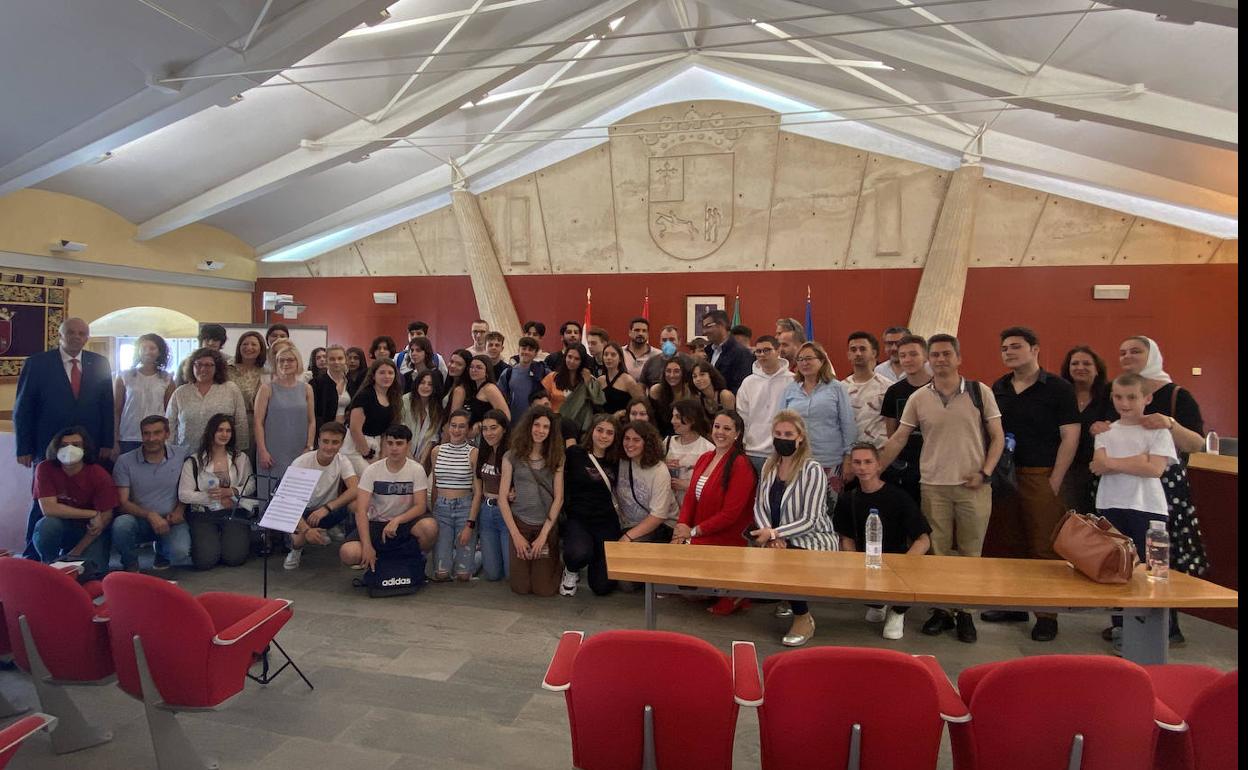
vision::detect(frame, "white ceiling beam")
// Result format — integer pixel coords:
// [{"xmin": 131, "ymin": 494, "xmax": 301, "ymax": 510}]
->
[
  {"xmin": 257, "ymin": 58, "xmax": 687, "ymax": 259},
  {"xmin": 701, "ymin": 50, "xmax": 891, "ymax": 68},
  {"xmin": 1097, "ymin": 0, "xmax": 1237, "ymax": 27},
  {"xmin": 375, "ymin": 0, "xmax": 488, "ymax": 122},
  {"xmin": 697, "ymin": 55, "xmax": 1237, "ymax": 217},
  {"xmin": 136, "ymin": 0, "xmax": 641, "ymax": 241},
  {"xmin": 474, "ymin": 52, "xmax": 687, "ymax": 105},
  {"xmin": 241, "ymin": 0, "xmax": 277, "ymax": 51},
  {"xmin": 752, "ymin": 20, "xmax": 978, "ymax": 135},
  {"xmin": 667, "ymin": 0, "xmax": 698, "ymax": 49},
  {"xmin": 713, "ymin": 0, "xmax": 1237, "ymax": 149},
  {"xmin": 891, "ymin": 0, "xmax": 1030, "ymax": 75},
  {"xmin": 461, "ymin": 35, "xmax": 600, "ymax": 162},
  {"xmin": 340, "ymin": 0, "xmax": 554, "ymax": 38},
  {"xmin": 0, "ymin": 0, "xmax": 394, "ymax": 197}
]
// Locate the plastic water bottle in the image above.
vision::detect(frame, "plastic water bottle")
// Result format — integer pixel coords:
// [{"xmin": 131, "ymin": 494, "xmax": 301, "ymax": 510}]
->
[
  {"xmin": 1205, "ymin": 431, "xmax": 1220, "ymax": 455},
  {"xmin": 1146, "ymin": 520, "xmax": 1170, "ymax": 582},
  {"xmin": 865, "ymin": 509, "xmax": 883, "ymax": 569},
  {"xmin": 204, "ymin": 476, "xmax": 222, "ymax": 511},
  {"xmin": 1004, "ymin": 433, "xmax": 1017, "ymax": 454}
]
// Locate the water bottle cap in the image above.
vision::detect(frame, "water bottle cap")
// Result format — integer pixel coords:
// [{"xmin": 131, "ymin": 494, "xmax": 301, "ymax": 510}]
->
[{"xmin": 1149, "ymin": 520, "xmax": 1166, "ymax": 530}]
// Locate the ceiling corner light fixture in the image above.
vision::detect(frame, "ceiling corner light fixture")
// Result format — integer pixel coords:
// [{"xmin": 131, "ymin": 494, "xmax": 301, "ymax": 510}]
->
[
  {"xmin": 229, "ymin": 93, "xmax": 245, "ymax": 103},
  {"xmin": 91, "ymin": 151, "xmax": 115, "ymax": 165}
]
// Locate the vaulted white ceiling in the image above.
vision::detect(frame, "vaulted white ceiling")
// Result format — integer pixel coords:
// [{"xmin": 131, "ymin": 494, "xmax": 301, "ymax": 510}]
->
[{"xmin": 2, "ymin": 0, "xmax": 1237, "ymax": 263}]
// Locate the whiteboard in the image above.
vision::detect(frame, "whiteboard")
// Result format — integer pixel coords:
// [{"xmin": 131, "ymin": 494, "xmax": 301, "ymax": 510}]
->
[{"xmin": 212, "ymin": 323, "xmax": 329, "ymax": 363}]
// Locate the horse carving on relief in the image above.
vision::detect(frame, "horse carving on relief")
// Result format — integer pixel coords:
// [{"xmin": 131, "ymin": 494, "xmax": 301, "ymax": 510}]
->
[{"xmin": 654, "ymin": 210, "xmax": 698, "ymax": 239}]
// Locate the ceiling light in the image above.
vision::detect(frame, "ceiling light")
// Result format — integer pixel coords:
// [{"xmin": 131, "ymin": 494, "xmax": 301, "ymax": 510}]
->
[
  {"xmin": 90, "ymin": 151, "xmax": 115, "ymax": 165},
  {"xmin": 608, "ymin": 15, "xmax": 625, "ymax": 31},
  {"xmin": 364, "ymin": 8, "xmax": 391, "ymax": 27},
  {"xmin": 229, "ymin": 93, "xmax": 245, "ymax": 103},
  {"xmin": 460, "ymin": 100, "xmax": 475, "ymax": 109}
]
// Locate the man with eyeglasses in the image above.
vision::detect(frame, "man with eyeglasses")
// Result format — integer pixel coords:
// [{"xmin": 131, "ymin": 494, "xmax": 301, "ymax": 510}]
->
[
  {"xmin": 736, "ymin": 335, "xmax": 792, "ymax": 473},
  {"xmin": 701, "ymin": 309, "xmax": 752, "ymax": 394}
]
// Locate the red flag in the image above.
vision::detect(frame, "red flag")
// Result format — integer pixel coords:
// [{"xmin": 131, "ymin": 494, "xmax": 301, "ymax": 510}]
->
[
  {"xmin": 583, "ymin": 288, "xmax": 592, "ymax": 332},
  {"xmin": 642, "ymin": 288, "xmax": 650, "ymax": 321}
]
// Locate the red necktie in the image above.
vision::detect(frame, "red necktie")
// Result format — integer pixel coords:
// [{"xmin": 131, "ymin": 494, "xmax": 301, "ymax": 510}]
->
[{"xmin": 70, "ymin": 358, "xmax": 82, "ymax": 399}]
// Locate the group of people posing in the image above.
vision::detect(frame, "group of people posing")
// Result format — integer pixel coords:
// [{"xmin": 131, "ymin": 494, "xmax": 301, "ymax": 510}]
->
[{"xmin": 12, "ymin": 311, "xmax": 1209, "ymax": 649}]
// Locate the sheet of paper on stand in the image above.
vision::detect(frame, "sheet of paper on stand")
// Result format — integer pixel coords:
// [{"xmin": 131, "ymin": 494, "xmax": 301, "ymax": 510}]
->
[{"xmin": 259, "ymin": 466, "xmax": 323, "ymax": 534}]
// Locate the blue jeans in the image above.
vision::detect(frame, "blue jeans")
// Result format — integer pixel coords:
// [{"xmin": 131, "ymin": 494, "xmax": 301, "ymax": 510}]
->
[
  {"xmin": 433, "ymin": 496, "xmax": 474, "ymax": 577},
  {"xmin": 478, "ymin": 498, "xmax": 510, "ymax": 581},
  {"xmin": 112, "ymin": 515, "xmax": 192, "ymax": 569},
  {"xmin": 33, "ymin": 516, "xmax": 112, "ymax": 579}
]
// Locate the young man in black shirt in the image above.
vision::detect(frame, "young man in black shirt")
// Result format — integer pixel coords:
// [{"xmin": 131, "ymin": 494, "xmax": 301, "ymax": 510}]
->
[
  {"xmin": 834, "ymin": 442, "xmax": 931, "ymax": 640},
  {"xmin": 878, "ymin": 335, "xmax": 931, "ymax": 504}
]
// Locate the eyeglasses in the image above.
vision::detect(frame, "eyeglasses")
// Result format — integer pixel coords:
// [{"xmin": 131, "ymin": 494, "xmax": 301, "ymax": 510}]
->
[
  {"xmin": 796, "ymin": 356, "xmax": 820, "ymax": 364},
  {"xmin": 192, "ymin": 361, "xmax": 216, "ymax": 369},
  {"xmin": 753, "ymin": 348, "xmax": 774, "ymax": 356}
]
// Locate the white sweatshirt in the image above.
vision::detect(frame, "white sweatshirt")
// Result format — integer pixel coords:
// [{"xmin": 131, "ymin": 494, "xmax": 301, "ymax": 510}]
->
[{"xmin": 735, "ymin": 361, "xmax": 795, "ymax": 458}]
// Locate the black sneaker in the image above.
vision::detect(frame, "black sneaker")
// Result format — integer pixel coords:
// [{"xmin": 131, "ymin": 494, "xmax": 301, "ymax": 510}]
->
[
  {"xmin": 981, "ymin": 610, "xmax": 1029, "ymax": 623},
  {"xmin": 1101, "ymin": 626, "xmax": 1115, "ymax": 642},
  {"xmin": 955, "ymin": 611, "xmax": 978, "ymax": 643},
  {"xmin": 1169, "ymin": 628, "xmax": 1186, "ymax": 647},
  {"xmin": 1030, "ymin": 617, "xmax": 1059, "ymax": 642},
  {"xmin": 921, "ymin": 609, "xmax": 955, "ymax": 636}
]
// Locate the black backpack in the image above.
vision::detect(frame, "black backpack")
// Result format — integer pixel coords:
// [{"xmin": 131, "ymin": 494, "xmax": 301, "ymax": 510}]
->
[
  {"xmin": 353, "ymin": 537, "xmax": 426, "ymax": 598},
  {"xmin": 966, "ymin": 380, "xmax": 1018, "ymax": 497}
]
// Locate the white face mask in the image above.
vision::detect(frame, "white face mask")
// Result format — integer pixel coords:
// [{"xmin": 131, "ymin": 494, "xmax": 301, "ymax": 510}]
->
[{"xmin": 57, "ymin": 445, "xmax": 85, "ymax": 465}]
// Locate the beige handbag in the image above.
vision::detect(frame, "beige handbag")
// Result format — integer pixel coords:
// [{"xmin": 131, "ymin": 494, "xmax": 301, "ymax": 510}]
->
[{"xmin": 1052, "ymin": 510, "xmax": 1139, "ymax": 584}]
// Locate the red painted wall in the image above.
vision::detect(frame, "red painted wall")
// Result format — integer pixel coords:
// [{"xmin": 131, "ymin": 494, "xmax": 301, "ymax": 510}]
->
[{"xmin": 256, "ymin": 264, "xmax": 1238, "ymax": 433}]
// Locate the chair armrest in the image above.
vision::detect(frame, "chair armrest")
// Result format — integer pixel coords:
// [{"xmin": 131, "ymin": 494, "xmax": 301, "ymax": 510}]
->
[
  {"xmin": 731, "ymin": 641, "xmax": 763, "ymax": 707},
  {"xmin": 1153, "ymin": 698, "xmax": 1188, "ymax": 732},
  {"xmin": 0, "ymin": 713, "xmax": 57, "ymax": 754},
  {"xmin": 915, "ymin": 655, "xmax": 970, "ymax": 723},
  {"xmin": 212, "ymin": 598, "xmax": 292, "ymax": 646},
  {"xmin": 91, "ymin": 602, "xmax": 110, "ymax": 623},
  {"xmin": 81, "ymin": 580, "xmax": 104, "ymax": 600},
  {"xmin": 541, "ymin": 631, "xmax": 583, "ymax": 692}
]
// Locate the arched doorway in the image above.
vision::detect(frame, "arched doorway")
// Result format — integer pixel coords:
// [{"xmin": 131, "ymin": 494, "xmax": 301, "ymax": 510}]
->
[{"xmin": 88, "ymin": 307, "xmax": 200, "ymax": 373}]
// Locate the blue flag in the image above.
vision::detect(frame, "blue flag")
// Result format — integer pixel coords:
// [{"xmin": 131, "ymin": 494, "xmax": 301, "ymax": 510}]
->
[{"xmin": 804, "ymin": 286, "xmax": 814, "ymax": 341}]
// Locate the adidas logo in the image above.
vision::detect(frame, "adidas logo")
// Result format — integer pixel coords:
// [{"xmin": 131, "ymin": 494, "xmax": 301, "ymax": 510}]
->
[{"xmin": 380, "ymin": 577, "xmax": 412, "ymax": 587}]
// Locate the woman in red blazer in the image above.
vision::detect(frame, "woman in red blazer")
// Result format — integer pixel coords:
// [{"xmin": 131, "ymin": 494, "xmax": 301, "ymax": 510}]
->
[{"xmin": 673, "ymin": 410, "xmax": 758, "ymax": 615}]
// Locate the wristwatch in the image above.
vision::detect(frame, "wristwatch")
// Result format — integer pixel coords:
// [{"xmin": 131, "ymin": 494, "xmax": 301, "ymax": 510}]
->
[
  {"xmin": 466, "ymin": 519, "xmax": 477, "ymax": 529},
  {"xmin": 1167, "ymin": 416, "xmax": 1177, "ymax": 430}
]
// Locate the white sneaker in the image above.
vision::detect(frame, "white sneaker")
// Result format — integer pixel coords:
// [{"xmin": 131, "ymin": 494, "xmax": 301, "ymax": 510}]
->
[
  {"xmin": 328, "ymin": 525, "xmax": 346, "ymax": 543},
  {"xmin": 283, "ymin": 548, "xmax": 303, "ymax": 570},
  {"xmin": 883, "ymin": 609, "xmax": 905, "ymax": 640},
  {"xmin": 865, "ymin": 606, "xmax": 887, "ymax": 623},
  {"xmin": 559, "ymin": 568, "xmax": 579, "ymax": 596}
]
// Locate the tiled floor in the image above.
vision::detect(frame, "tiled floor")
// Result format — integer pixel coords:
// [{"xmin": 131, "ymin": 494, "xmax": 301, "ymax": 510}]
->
[{"xmin": 2, "ymin": 548, "xmax": 1239, "ymax": 769}]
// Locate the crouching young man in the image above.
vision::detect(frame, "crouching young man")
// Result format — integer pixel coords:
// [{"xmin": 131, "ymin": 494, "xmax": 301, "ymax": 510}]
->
[
  {"xmin": 339, "ymin": 424, "xmax": 437, "ymax": 571},
  {"xmin": 283, "ymin": 421, "xmax": 360, "ymax": 569}
]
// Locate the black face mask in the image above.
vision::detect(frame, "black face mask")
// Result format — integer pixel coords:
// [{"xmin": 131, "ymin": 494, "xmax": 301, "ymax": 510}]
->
[{"xmin": 774, "ymin": 438, "xmax": 798, "ymax": 457}]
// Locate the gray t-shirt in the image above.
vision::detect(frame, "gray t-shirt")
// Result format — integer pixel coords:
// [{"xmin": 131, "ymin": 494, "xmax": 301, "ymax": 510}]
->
[
  {"xmin": 113, "ymin": 443, "xmax": 187, "ymax": 516},
  {"xmin": 506, "ymin": 451, "xmax": 555, "ymax": 527}
]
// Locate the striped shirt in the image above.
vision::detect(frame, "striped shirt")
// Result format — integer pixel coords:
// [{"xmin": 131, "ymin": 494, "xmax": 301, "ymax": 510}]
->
[
  {"xmin": 752, "ymin": 458, "xmax": 839, "ymax": 551},
  {"xmin": 432, "ymin": 442, "xmax": 474, "ymax": 490}
]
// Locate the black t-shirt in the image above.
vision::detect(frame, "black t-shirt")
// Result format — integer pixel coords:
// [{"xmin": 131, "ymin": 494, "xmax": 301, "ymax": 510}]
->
[
  {"xmin": 880, "ymin": 378, "xmax": 928, "ymax": 466},
  {"xmin": 1074, "ymin": 390, "xmax": 1114, "ymax": 463},
  {"xmin": 563, "ymin": 445, "xmax": 617, "ymax": 524},
  {"xmin": 558, "ymin": 417, "xmax": 581, "ymax": 446},
  {"xmin": 349, "ymin": 387, "xmax": 397, "ymax": 436},
  {"xmin": 833, "ymin": 484, "xmax": 930, "ymax": 554},
  {"xmin": 991, "ymin": 370, "xmax": 1080, "ymax": 468}
]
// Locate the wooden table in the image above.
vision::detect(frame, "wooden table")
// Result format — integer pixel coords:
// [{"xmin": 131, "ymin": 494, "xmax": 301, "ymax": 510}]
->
[{"xmin": 605, "ymin": 542, "xmax": 1239, "ymax": 665}]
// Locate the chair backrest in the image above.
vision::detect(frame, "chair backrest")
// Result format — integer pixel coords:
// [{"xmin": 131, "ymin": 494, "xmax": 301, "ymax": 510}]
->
[
  {"xmin": 566, "ymin": 630, "xmax": 739, "ymax": 770},
  {"xmin": 758, "ymin": 647, "xmax": 945, "ymax": 770},
  {"xmin": 1188, "ymin": 670, "xmax": 1237, "ymax": 770},
  {"xmin": 0, "ymin": 558, "xmax": 112, "ymax": 681},
  {"xmin": 959, "ymin": 655, "xmax": 1159, "ymax": 770},
  {"xmin": 101, "ymin": 572, "xmax": 217, "ymax": 705}
]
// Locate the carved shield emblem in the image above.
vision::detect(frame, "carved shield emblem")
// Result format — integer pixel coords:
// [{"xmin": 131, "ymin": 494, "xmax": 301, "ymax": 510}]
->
[
  {"xmin": 0, "ymin": 309, "xmax": 11, "ymax": 355},
  {"xmin": 648, "ymin": 152, "xmax": 734, "ymax": 260}
]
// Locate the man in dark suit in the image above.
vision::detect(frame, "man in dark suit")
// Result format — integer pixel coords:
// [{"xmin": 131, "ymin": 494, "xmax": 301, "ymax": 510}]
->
[
  {"xmin": 700, "ymin": 310, "xmax": 753, "ymax": 394},
  {"xmin": 14, "ymin": 317, "xmax": 115, "ymax": 554}
]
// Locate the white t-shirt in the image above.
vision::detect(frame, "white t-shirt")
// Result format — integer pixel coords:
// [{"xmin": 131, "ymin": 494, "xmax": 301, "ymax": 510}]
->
[
  {"xmin": 358, "ymin": 457, "xmax": 429, "ymax": 522},
  {"xmin": 1094, "ymin": 422, "xmax": 1177, "ymax": 516},
  {"xmin": 665, "ymin": 434, "xmax": 713, "ymax": 505},
  {"xmin": 288, "ymin": 450, "xmax": 357, "ymax": 510}
]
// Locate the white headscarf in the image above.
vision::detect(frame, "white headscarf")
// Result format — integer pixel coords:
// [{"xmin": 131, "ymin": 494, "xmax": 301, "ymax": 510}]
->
[{"xmin": 1135, "ymin": 336, "xmax": 1172, "ymax": 384}]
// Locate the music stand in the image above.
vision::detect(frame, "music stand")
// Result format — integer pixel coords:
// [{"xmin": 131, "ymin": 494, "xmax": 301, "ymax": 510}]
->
[{"xmin": 243, "ymin": 471, "xmax": 314, "ymax": 690}]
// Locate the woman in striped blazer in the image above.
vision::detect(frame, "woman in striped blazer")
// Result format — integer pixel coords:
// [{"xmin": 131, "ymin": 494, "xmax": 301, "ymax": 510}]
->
[{"xmin": 750, "ymin": 409, "xmax": 839, "ymax": 646}]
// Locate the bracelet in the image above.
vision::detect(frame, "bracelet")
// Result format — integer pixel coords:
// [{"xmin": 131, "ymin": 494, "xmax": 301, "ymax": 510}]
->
[
  {"xmin": 466, "ymin": 519, "xmax": 477, "ymax": 529},
  {"xmin": 624, "ymin": 533, "xmax": 634, "ymax": 542}
]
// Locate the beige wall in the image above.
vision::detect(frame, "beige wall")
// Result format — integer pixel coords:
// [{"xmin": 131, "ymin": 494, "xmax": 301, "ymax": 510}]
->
[
  {"xmin": 0, "ymin": 189, "xmax": 255, "ymax": 411},
  {"xmin": 263, "ymin": 99, "xmax": 1235, "ymax": 279}
]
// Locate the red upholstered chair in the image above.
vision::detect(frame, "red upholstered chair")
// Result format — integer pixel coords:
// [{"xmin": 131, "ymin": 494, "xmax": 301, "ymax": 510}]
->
[
  {"xmin": 952, "ymin": 655, "xmax": 1187, "ymax": 770},
  {"xmin": 0, "ymin": 713, "xmax": 57, "ymax": 769},
  {"xmin": 1146, "ymin": 665, "xmax": 1238, "ymax": 770},
  {"xmin": 541, "ymin": 630, "xmax": 763, "ymax": 770},
  {"xmin": 102, "ymin": 572, "xmax": 292, "ymax": 770},
  {"xmin": 757, "ymin": 648, "xmax": 968, "ymax": 770},
  {"xmin": 0, "ymin": 558, "xmax": 114, "ymax": 754}
]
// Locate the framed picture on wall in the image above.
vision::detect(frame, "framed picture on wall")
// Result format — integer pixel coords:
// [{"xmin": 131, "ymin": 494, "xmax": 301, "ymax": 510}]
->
[{"xmin": 685, "ymin": 295, "xmax": 726, "ymax": 342}]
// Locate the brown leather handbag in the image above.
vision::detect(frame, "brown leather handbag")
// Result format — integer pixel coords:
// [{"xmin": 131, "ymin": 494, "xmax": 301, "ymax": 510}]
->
[{"xmin": 1051, "ymin": 511, "xmax": 1139, "ymax": 584}]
